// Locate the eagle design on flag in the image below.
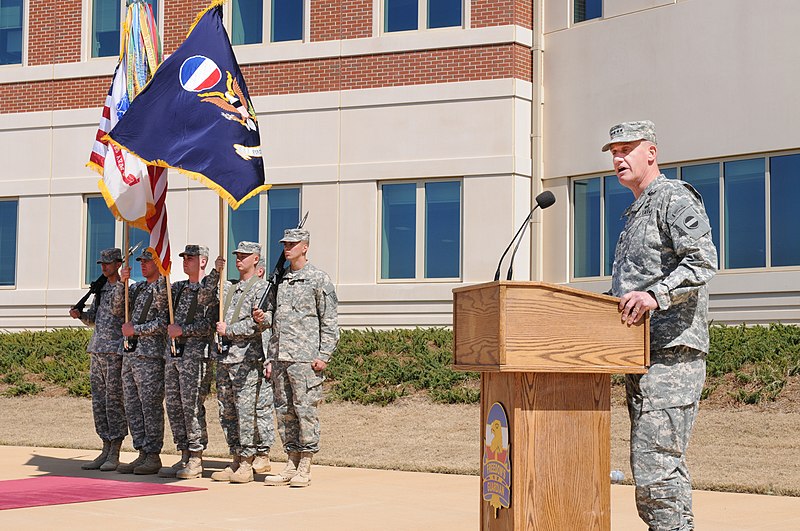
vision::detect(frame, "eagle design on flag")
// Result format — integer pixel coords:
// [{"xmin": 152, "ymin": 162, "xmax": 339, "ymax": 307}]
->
[{"xmin": 199, "ymin": 71, "xmax": 257, "ymax": 131}]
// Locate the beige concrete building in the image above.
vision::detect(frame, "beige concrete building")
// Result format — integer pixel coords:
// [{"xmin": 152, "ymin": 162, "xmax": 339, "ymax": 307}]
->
[{"xmin": 0, "ymin": 0, "xmax": 797, "ymax": 329}]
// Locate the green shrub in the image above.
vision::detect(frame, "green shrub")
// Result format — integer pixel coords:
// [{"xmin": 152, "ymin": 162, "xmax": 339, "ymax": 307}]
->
[{"xmin": 1, "ymin": 324, "xmax": 799, "ymax": 406}]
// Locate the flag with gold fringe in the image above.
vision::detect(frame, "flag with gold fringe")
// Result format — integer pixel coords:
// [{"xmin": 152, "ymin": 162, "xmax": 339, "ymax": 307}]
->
[
  {"xmin": 88, "ymin": 0, "xmax": 171, "ymax": 275},
  {"xmin": 106, "ymin": 0, "xmax": 269, "ymax": 210}
]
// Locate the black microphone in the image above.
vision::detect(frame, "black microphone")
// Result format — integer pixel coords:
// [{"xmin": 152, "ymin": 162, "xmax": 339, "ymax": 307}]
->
[{"xmin": 493, "ymin": 191, "xmax": 556, "ymax": 281}]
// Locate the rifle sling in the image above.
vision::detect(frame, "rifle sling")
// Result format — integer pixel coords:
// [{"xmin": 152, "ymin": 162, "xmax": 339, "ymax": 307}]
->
[{"xmin": 223, "ymin": 276, "xmax": 260, "ymax": 325}]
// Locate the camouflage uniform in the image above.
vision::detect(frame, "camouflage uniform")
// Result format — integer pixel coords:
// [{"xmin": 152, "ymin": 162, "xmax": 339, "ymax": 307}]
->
[
  {"xmin": 612, "ymin": 170, "xmax": 717, "ymax": 530},
  {"xmin": 256, "ymin": 326, "xmax": 275, "ymax": 455},
  {"xmin": 216, "ymin": 258, "xmax": 270, "ymax": 459},
  {"xmin": 79, "ymin": 252, "xmax": 127, "ymax": 445},
  {"xmin": 270, "ymin": 261, "xmax": 339, "ymax": 454},
  {"xmin": 164, "ymin": 258, "xmax": 217, "ymax": 454},
  {"xmin": 110, "ymin": 273, "xmax": 168, "ymax": 455}
]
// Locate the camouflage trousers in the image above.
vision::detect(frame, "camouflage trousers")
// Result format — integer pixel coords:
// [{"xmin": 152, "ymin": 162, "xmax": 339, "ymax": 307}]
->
[
  {"xmin": 164, "ymin": 354, "xmax": 211, "ymax": 452},
  {"xmin": 273, "ymin": 361, "xmax": 325, "ymax": 454},
  {"xmin": 626, "ymin": 347, "xmax": 705, "ymax": 531},
  {"xmin": 255, "ymin": 370, "xmax": 275, "ymax": 454},
  {"xmin": 89, "ymin": 352, "xmax": 127, "ymax": 442},
  {"xmin": 122, "ymin": 355, "xmax": 165, "ymax": 454},
  {"xmin": 217, "ymin": 359, "xmax": 271, "ymax": 458}
]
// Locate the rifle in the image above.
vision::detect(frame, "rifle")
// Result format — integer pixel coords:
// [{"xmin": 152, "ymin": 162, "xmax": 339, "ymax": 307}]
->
[
  {"xmin": 256, "ymin": 211, "xmax": 308, "ymax": 313},
  {"xmin": 72, "ymin": 241, "xmax": 143, "ymax": 313}
]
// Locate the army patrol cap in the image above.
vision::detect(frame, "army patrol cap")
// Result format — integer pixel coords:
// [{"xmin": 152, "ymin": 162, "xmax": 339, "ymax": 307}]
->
[
  {"xmin": 280, "ymin": 228, "xmax": 310, "ymax": 243},
  {"xmin": 96, "ymin": 248, "xmax": 122, "ymax": 264},
  {"xmin": 179, "ymin": 244, "xmax": 209, "ymax": 258},
  {"xmin": 601, "ymin": 120, "xmax": 657, "ymax": 152},
  {"xmin": 135, "ymin": 249, "xmax": 155, "ymax": 262},
  {"xmin": 233, "ymin": 241, "xmax": 261, "ymax": 255}
]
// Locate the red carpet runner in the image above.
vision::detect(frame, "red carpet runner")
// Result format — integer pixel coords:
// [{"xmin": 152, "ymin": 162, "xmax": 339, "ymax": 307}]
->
[{"xmin": 0, "ymin": 476, "xmax": 205, "ymax": 510}]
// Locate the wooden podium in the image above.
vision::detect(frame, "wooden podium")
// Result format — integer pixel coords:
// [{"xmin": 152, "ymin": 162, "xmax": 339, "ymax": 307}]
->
[{"xmin": 453, "ymin": 281, "xmax": 649, "ymax": 530}]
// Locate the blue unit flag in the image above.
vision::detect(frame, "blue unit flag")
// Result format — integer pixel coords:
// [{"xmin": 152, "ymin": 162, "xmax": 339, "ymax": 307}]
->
[{"xmin": 107, "ymin": 0, "xmax": 269, "ymax": 209}]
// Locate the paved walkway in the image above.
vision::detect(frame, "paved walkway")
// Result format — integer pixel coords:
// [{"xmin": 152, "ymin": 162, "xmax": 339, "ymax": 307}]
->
[{"xmin": 0, "ymin": 446, "xmax": 798, "ymax": 530}]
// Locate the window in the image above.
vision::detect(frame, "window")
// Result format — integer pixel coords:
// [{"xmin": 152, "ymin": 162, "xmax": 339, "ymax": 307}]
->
[
  {"xmin": 265, "ymin": 187, "xmax": 300, "ymax": 270},
  {"xmin": 227, "ymin": 199, "xmax": 261, "ymax": 280},
  {"xmin": 380, "ymin": 180, "xmax": 461, "ymax": 280},
  {"xmin": 271, "ymin": 0, "xmax": 303, "ymax": 42},
  {"xmin": 769, "ymin": 154, "xmax": 800, "ymax": 266},
  {"xmin": 86, "ymin": 197, "xmax": 116, "ymax": 284},
  {"xmin": 85, "ymin": 196, "xmax": 149, "ymax": 284},
  {"xmin": 574, "ymin": 0, "xmax": 601, "ymax": 23},
  {"xmin": 0, "ymin": 199, "xmax": 18, "ymax": 286},
  {"xmin": 572, "ymin": 154, "xmax": 800, "ymax": 279},
  {"xmin": 428, "ymin": 0, "xmax": 462, "ymax": 29},
  {"xmin": 385, "ymin": 0, "xmax": 462, "ymax": 32},
  {"xmin": 232, "ymin": 0, "xmax": 264, "ymax": 44},
  {"xmin": 91, "ymin": 0, "xmax": 121, "ymax": 58},
  {"xmin": 0, "ymin": 0, "xmax": 23, "ymax": 65}
]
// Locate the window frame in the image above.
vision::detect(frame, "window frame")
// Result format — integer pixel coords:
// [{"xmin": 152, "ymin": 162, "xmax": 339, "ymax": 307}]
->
[
  {"xmin": 0, "ymin": 0, "xmax": 26, "ymax": 66},
  {"xmin": 377, "ymin": 178, "xmax": 463, "ymax": 283},
  {"xmin": 225, "ymin": 0, "xmax": 310, "ymax": 46},
  {"xmin": 380, "ymin": 0, "xmax": 467, "ymax": 35},
  {"xmin": 0, "ymin": 197, "xmax": 19, "ymax": 289},
  {"xmin": 572, "ymin": 0, "xmax": 602, "ymax": 25}
]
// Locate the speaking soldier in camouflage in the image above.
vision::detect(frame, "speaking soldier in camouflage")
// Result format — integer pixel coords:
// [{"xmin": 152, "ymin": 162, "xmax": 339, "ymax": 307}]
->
[
  {"xmin": 258, "ymin": 228, "xmax": 339, "ymax": 488},
  {"xmin": 605, "ymin": 121, "xmax": 717, "ymax": 531},
  {"xmin": 160, "ymin": 245, "xmax": 218, "ymax": 479},
  {"xmin": 70, "ymin": 248, "xmax": 127, "ymax": 471},
  {"xmin": 210, "ymin": 241, "xmax": 270, "ymax": 484},
  {"xmin": 110, "ymin": 249, "xmax": 169, "ymax": 475}
]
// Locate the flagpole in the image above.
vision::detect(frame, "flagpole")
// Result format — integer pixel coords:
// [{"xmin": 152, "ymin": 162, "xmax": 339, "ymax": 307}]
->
[
  {"xmin": 165, "ymin": 274, "xmax": 177, "ymax": 356},
  {"xmin": 123, "ymin": 222, "xmax": 131, "ymax": 351},
  {"xmin": 217, "ymin": 198, "xmax": 225, "ymax": 351}
]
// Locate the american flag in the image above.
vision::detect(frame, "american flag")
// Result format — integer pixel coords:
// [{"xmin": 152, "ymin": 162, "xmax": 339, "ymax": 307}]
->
[{"xmin": 87, "ymin": 1, "xmax": 170, "ymax": 275}]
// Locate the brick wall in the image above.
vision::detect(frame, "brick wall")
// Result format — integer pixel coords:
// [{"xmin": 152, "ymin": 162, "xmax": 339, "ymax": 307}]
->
[
  {"xmin": 472, "ymin": 0, "xmax": 532, "ymax": 29},
  {"xmin": 0, "ymin": 43, "xmax": 532, "ymax": 113},
  {"xmin": 1, "ymin": 1, "xmax": 534, "ymax": 114},
  {"xmin": 311, "ymin": 0, "xmax": 374, "ymax": 41}
]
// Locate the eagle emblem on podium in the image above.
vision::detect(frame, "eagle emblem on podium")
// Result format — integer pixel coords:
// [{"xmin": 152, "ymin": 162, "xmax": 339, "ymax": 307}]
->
[{"xmin": 483, "ymin": 402, "xmax": 511, "ymax": 517}]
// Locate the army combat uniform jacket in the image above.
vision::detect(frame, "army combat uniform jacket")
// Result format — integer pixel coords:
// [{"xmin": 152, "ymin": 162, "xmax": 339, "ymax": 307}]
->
[
  {"xmin": 110, "ymin": 277, "xmax": 169, "ymax": 358},
  {"xmin": 218, "ymin": 274, "xmax": 268, "ymax": 364},
  {"xmin": 80, "ymin": 280, "xmax": 124, "ymax": 354},
  {"xmin": 612, "ymin": 174, "xmax": 717, "ymax": 410},
  {"xmin": 268, "ymin": 262, "xmax": 339, "ymax": 363},
  {"xmin": 168, "ymin": 273, "xmax": 218, "ymax": 359}
]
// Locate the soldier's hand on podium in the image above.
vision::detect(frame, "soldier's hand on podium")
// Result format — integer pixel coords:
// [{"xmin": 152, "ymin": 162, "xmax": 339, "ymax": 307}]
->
[{"xmin": 619, "ymin": 291, "xmax": 658, "ymax": 325}]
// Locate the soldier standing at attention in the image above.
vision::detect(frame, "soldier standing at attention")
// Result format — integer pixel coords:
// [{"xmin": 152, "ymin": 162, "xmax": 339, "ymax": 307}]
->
[
  {"xmin": 112, "ymin": 249, "xmax": 169, "ymax": 475},
  {"xmin": 159, "ymin": 245, "xmax": 217, "ymax": 479},
  {"xmin": 211, "ymin": 241, "xmax": 269, "ymax": 484},
  {"xmin": 252, "ymin": 257, "xmax": 275, "ymax": 475},
  {"xmin": 605, "ymin": 121, "xmax": 717, "ymax": 530},
  {"xmin": 70, "ymin": 248, "xmax": 127, "ymax": 471},
  {"xmin": 258, "ymin": 228, "xmax": 338, "ymax": 488}
]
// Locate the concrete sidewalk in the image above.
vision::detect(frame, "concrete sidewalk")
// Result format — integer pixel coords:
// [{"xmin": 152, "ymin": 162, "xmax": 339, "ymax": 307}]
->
[{"xmin": 0, "ymin": 446, "xmax": 798, "ymax": 530}]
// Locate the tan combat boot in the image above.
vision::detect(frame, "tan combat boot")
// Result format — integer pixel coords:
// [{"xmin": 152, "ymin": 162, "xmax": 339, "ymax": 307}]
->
[
  {"xmin": 158, "ymin": 449, "xmax": 190, "ymax": 478},
  {"xmin": 134, "ymin": 453, "xmax": 163, "ymax": 475},
  {"xmin": 81, "ymin": 440, "xmax": 110, "ymax": 470},
  {"xmin": 289, "ymin": 452, "xmax": 313, "ymax": 488},
  {"xmin": 264, "ymin": 452, "xmax": 300, "ymax": 486},
  {"xmin": 210, "ymin": 455, "xmax": 241, "ymax": 482},
  {"xmin": 99, "ymin": 439, "xmax": 123, "ymax": 471},
  {"xmin": 229, "ymin": 456, "xmax": 255, "ymax": 483},
  {"xmin": 253, "ymin": 454, "xmax": 271, "ymax": 474},
  {"xmin": 176, "ymin": 451, "xmax": 203, "ymax": 479},
  {"xmin": 116, "ymin": 450, "xmax": 146, "ymax": 474}
]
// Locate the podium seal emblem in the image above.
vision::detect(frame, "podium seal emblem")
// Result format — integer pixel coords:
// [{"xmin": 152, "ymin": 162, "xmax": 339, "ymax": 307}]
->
[{"xmin": 482, "ymin": 402, "xmax": 511, "ymax": 517}]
